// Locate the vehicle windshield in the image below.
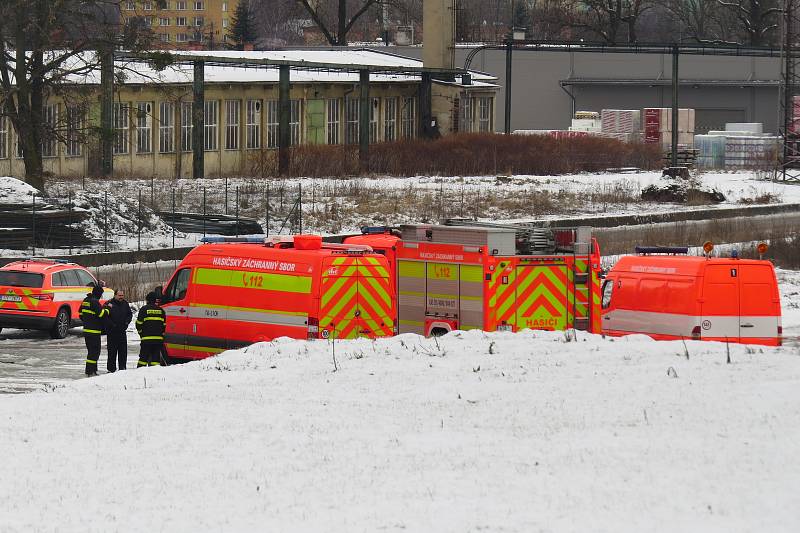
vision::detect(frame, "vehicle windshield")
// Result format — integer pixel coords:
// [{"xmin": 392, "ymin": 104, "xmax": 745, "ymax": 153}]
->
[{"xmin": 0, "ymin": 271, "xmax": 45, "ymax": 288}]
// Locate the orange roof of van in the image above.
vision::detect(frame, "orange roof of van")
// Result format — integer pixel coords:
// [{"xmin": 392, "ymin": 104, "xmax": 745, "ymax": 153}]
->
[
  {"xmin": 187, "ymin": 242, "xmax": 377, "ymax": 264},
  {"xmin": 611, "ymin": 255, "xmax": 773, "ymax": 277}
]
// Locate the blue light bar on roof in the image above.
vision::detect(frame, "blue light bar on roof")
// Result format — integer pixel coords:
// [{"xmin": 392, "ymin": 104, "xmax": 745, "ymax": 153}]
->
[{"xmin": 201, "ymin": 237, "xmax": 265, "ymax": 244}]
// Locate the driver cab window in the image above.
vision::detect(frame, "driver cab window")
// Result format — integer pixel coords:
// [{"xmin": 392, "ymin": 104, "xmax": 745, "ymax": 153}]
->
[
  {"xmin": 602, "ymin": 280, "xmax": 614, "ymax": 309},
  {"xmin": 163, "ymin": 268, "xmax": 191, "ymax": 303}
]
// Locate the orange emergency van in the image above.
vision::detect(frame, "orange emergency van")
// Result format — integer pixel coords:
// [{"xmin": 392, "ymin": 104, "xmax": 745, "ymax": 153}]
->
[
  {"xmin": 346, "ymin": 223, "xmax": 603, "ymax": 337},
  {"xmin": 158, "ymin": 235, "xmax": 395, "ymax": 360},
  {"xmin": 601, "ymin": 247, "xmax": 782, "ymax": 346}
]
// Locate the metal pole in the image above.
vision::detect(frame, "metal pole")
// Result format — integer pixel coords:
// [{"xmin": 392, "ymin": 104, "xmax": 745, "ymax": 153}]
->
[
  {"xmin": 278, "ymin": 65, "xmax": 291, "ymax": 175},
  {"xmin": 150, "ymin": 177, "xmax": 154, "ymax": 209},
  {"xmin": 359, "ymin": 69, "xmax": 370, "ymax": 170},
  {"xmin": 671, "ymin": 44, "xmax": 679, "ymax": 168},
  {"xmin": 224, "ymin": 177, "xmax": 229, "ymax": 215},
  {"xmin": 505, "ymin": 40, "xmax": 513, "ymax": 135},
  {"xmin": 298, "ymin": 183, "xmax": 303, "ymax": 235},
  {"xmin": 68, "ymin": 190, "xmax": 73, "ymax": 256},
  {"xmin": 31, "ymin": 193, "xmax": 36, "ymax": 256},
  {"xmin": 202, "ymin": 187, "xmax": 207, "ymax": 238},
  {"xmin": 103, "ymin": 191, "xmax": 108, "ymax": 252},
  {"xmin": 266, "ymin": 182, "xmax": 270, "ymax": 237},
  {"xmin": 235, "ymin": 186, "xmax": 240, "ymax": 238},
  {"xmin": 172, "ymin": 188, "xmax": 176, "ymax": 250},
  {"xmin": 137, "ymin": 189, "xmax": 142, "ymax": 252},
  {"xmin": 192, "ymin": 60, "xmax": 205, "ymax": 180}
]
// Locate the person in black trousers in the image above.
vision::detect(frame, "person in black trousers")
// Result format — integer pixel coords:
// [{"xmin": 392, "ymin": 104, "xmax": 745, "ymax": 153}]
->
[
  {"xmin": 104, "ymin": 289, "xmax": 133, "ymax": 372},
  {"xmin": 136, "ymin": 292, "xmax": 166, "ymax": 368},
  {"xmin": 80, "ymin": 284, "xmax": 108, "ymax": 377}
]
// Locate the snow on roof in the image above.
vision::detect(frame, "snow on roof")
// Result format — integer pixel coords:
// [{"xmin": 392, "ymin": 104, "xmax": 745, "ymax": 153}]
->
[{"xmin": 63, "ymin": 48, "xmax": 496, "ymax": 88}]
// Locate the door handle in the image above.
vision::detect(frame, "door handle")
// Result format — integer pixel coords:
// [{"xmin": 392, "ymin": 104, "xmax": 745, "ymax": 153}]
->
[
  {"xmin": 603, "ymin": 316, "xmax": 610, "ymax": 320},
  {"xmin": 179, "ymin": 308, "xmax": 186, "ymax": 314},
  {"xmin": 741, "ymin": 324, "xmax": 754, "ymax": 328}
]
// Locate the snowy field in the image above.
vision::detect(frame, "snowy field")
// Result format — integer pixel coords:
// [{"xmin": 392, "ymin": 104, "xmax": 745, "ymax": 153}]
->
[{"xmin": 1, "ymin": 270, "xmax": 800, "ymax": 530}]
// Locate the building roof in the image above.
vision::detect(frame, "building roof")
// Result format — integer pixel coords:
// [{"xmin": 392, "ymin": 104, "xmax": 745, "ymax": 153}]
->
[{"xmin": 63, "ymin": 48, "xmax": 497, "ymax": 88}]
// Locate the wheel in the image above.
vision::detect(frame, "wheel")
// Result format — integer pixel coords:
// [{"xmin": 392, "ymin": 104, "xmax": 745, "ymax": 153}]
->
[{"xmin": 49, "ymin": 308, "xmax": 71, "ymax": 339}]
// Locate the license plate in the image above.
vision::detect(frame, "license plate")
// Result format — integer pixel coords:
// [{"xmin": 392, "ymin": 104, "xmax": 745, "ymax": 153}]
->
[{"xmin": 0, "ymin": 295, "xmax": 22, "ymax": 302}]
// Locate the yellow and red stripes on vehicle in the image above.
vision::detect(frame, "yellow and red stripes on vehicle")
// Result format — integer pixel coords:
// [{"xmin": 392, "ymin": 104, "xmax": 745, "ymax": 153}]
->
[
  {"xmin": 319, "ymin": 256, "xmax": 394, "ymax": 340},
  {"xmin": 0, "ymin": 288, "xmax": 39, "ymax": 312}
]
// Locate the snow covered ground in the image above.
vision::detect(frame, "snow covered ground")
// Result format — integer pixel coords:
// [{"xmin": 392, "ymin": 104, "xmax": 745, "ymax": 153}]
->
[{"xmin": 2, "ymin": 270, "xmax": 800, "ymax": 530}]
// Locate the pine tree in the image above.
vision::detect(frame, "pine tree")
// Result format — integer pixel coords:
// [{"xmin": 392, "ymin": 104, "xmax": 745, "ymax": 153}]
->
[{"xmin": 227, "ymin": 0, "xmax": 258, "ymax": 50}]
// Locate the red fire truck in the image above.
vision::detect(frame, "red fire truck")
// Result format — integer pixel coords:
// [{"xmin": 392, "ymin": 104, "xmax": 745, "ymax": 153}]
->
[{"xmin": 345, "ymin": 222, "xmax": 603, "ymax": 337}]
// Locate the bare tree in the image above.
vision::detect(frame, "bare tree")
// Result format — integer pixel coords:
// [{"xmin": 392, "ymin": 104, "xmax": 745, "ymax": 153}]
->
[
  {"xmin": 716, "ymin": 0, "xmax": 781, "ymax": 46},
  {"xmin": 296, "ymin": 0, "xmax": 395, "ymax": 45},
  {"xmin": 0, "ymin": 0, "xmax": 154, "ymax": 191},
  {"xmin": 573, "ymin": 0, "xmax": 653, "ymax": 44},
  {"xmin": 662, "ymin": 0, "xmax": 735, "ymax": 43}
]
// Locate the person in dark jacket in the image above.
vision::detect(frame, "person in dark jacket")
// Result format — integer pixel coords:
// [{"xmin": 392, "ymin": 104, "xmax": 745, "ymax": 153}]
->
[
  {"xmin": 136, "ymin": 292, "xmax": 166, "ymax": 368},
  {"xmin": 104, "ymin": 289, "xmax": 133, "ymax": 372},
  {"xmin": 80, "ymin": 284, "xmax": 108, "ymax": 376}
]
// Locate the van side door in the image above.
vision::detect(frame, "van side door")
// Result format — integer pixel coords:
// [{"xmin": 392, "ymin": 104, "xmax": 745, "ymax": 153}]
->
[
  {"xmin": 161, "ymin": 268, "xmax": 191, "ymax": 358},
  {"xmin": 739, "ymin": 265, "xmax": 780, "ymax": 344},
  {"xmin": 700, "ymin": 264, "xmax": 740, "ymax": 342}
]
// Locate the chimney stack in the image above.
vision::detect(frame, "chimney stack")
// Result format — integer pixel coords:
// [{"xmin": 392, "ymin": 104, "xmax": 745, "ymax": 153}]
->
[{"xmin": 423, "ymin": 0, "xmax": 455, "ymax": 70}]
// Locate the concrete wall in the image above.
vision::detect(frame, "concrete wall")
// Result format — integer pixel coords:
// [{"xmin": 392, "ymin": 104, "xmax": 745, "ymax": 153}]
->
[{"xmin": 384, "ymin": 46, "xmax": 782, "ymax": 134}]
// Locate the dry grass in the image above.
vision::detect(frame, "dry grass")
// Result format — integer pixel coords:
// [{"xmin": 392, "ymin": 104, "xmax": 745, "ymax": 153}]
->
[{"xmin": 246, "ymin": 134, "xmax": 662, "ymax": 178}]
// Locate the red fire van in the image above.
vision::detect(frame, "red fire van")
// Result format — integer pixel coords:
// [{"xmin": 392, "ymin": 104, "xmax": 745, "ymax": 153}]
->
[{"xmin": 601, "ymin": 248, "xmax": 782, "ymax": 346}]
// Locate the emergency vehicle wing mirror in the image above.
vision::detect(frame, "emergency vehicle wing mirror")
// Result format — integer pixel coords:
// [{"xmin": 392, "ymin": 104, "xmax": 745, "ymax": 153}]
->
[{"xmin": 702, "ymin": 241, "xmax": 714, "ymax": 258}]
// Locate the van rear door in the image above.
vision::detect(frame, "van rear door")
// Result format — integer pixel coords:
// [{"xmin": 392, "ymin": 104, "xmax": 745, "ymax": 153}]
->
[
  {"xmin": 511, "ymin": 264, "xmax": 569, "ymax": 331},
  {"xmin": 700, "ymin": 264, "xmax": 740, "ymax": 342},
  {"xmin": 739, "ymin": 264, "xmax": 780, "ymax": 345},
  {"xmin": 320, "ymin": 256, "xmax": 394, "ymax": 339}
]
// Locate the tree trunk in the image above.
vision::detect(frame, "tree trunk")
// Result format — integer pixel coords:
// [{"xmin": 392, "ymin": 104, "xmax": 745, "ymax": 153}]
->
[{"xmin": 338, "ymin": 0, "xmax": 347, "ymax": 45}]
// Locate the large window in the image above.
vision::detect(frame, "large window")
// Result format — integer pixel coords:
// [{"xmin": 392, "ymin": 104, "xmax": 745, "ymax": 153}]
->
[
  {"xmin": 113, "ymin": 103, "xmax": 129, "ymax": 155},
  {"xmin": 478, "ymin": 97, "xmax": 492, "ymax": 133},
  {"xmin": 402, "ymin": 97, "xmax": 416, "ymax": 139},
  {"xmin": 345, "ymin": 98, "xmax": 359, "ymax": 145},
  {"xmin": 136, "ymin": 102, "xmax": 153, "ymax": 154},
  {"xmin": 159, "ymin": 101, "xmax": 175, "ymax": 153},
  {"xmin": 462, "ymin": 97, "xmax": 475, "ymax": 133},
  {"xmin": 369, "ymin": 97, "xmax": 379, "ymax": 143},
  {"xmin": 326, "ymin": 99, "xmax": 340, "ymax": 145},
  {"xmin": 41, "ymin": 104, "xmax": 58, "ymax": 158},
  {"xmin": 384, "ymin": 97, "xmax": 397, "ymax": 142},
  {"xmin": 203, "ymin": 100, "xmax": 218, "ymax": 151},
  {"xmin": 65, "ymin": 106, "xmax": 84, "ymax": 157},
  {"xmin": 180, "ymin": 101, "xmax": 193, "ymax": 152},
  {"xmin": 0, "ymin": 116, "xmax": 8, "ymax": 159},
  {"xmin": 290, "ymin": 100, "xmax": 301, "ymax": 145},
  {"xmin": 246, "ymin": 99, "xmax": 261, "ymax": 149},
  {"xmin": 266, "ymin": 100, "xmax": 278, "ymax": 149},
  {"xmin": 225, "ymin": 100, "xmax": 240, "ymax": 150}
]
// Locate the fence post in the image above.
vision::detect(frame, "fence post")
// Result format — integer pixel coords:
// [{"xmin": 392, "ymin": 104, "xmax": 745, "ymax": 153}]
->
[
  {"xmin": 172, "ymin": 188, "xmax": 176, "ymax": 250},
  {"xmin": 225, "ymin": 177, "xmax": 229, "ymax": 215},
  {"xmin": 137, "ymin": 188, "xmax": 142, "ymax": 252},
  {"xmin": 31, "ymin": 193, "xmax": 36, "ymax": 256},
  {"xmin": 298, "ymin": 183, "xmax": 302, "ymax": 235},
  {"xmin": 150, "ymin": 177, "xmax": 154, "ymax": 210},
  {"xmin": 235, "ymin": 186, "xmax": 240, "ymax": 238},
  {"xmin": 104, "ymin": 191, "xmax": 108, "ymax": 252},
  {"xmin": 68, "ymin": 190, "xmax": 73, "ymax": 256},
  {"xmin": 202, "ymin": 187, "xmax": 207, "ymax": 238}
]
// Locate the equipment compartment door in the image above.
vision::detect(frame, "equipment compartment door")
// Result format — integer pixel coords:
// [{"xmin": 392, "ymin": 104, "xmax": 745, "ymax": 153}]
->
[
  {"xmin": 355, "ymin": 257, "xmax": 394, "ymax": 338},
  {"xmin": 512, "ymin": 265, "xmax": 569, "ymax": 331},
  {"xmin": 700, "ymin": 264, "xmax": 740, "ymax": 342},
  {"xmin": 738, "ymin": 265, "xmax": 778, "ymax": 342}
]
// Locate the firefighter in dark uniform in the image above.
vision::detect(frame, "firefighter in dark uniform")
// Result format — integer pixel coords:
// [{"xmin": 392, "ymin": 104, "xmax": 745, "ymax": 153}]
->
[
  {"xmin": 136, "ymin": 292, "xmax": 166, "ymax": 367},
  {"xmin": 80, "ymin": 284, "xmax": 108, "ymax": 376},
  {"xmin": 104, "ymin": 289, "xmax": 133, "ymax": 372}
]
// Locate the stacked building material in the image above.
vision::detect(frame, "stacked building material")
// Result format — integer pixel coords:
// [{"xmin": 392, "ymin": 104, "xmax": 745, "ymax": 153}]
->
[
  {"xmin": 643, "ymin": 108, "xmax": 695, "ymax": 150},
  {"xmin": 694, "ymin": 135, "xmax": 726, "ymax": 169},
  {"xmin": 724, "ymin": 136, "xmax": 778, "ymax": 169}
]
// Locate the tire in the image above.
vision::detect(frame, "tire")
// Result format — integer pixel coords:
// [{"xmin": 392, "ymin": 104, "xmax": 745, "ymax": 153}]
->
[{"xmin": 49, "ymin": 308, "xmax": 71, "ymax": 339}]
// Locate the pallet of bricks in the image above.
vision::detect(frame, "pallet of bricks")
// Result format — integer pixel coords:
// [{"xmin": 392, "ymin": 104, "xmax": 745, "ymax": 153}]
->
[
  {"xmin": 600, "ymin": 109, "xmax": 642, "ymax": 143},
  {"xmin": 643, "ymin": 108, "xmax": 696, "ymax": 166},
  {"xmin": 696, "ymin": 123, "xmax": 778, "ymax": 170}
]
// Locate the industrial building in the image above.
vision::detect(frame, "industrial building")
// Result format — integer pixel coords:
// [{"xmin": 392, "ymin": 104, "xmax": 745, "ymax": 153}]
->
[
  {"xmin": 120, "ymin": 0, "xmax": 239, "ymax": 49},
  {"xmin": 0, "ymin": 49, "xmax": 497, "ymax": 179}
]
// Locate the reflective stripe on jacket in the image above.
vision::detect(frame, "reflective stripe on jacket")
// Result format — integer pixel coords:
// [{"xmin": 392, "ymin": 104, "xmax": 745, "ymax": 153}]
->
[
  {"xmin": 136, "ymin": 304, "xmax": 166, "ymax": 344},
  {"xmin": 80, "ymin": 296, "xmax": 108, "ymax": 335}
]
